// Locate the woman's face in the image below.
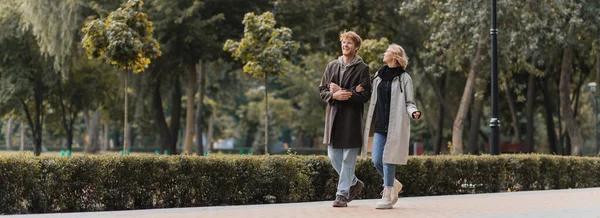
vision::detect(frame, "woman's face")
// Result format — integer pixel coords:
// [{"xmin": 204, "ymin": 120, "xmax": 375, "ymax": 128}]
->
[{"xmin": 383, "ymin": 48, "xmax": 394, "ymax": 64}]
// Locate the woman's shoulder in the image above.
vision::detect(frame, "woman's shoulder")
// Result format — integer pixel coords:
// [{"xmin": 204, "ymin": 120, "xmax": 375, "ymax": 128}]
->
[{"xmin": 400, "ymin": 71, "xmax": 411, "ymax": 80}]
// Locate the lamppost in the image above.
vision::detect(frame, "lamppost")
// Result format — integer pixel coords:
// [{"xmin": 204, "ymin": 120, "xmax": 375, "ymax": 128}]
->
[
  {"xmin": 588, "ymin": 82, "xmax": 598, "ymax": 155},
  {"xmin": 490, "ymin": 0, "xmax": 500, "ymax": 155}
]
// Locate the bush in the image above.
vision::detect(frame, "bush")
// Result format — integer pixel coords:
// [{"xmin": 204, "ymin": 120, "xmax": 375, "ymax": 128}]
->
[{"xmin": 0, "ymin": 154, "xmax": 598, "ymax": 214}]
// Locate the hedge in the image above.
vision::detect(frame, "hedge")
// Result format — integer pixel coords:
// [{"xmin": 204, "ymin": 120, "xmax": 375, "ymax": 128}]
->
[{"xmin": 0, "ymin": 154, "xmax": 598, "ymax": 214}]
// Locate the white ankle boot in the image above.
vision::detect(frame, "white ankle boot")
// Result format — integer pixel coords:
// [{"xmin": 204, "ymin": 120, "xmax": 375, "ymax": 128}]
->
[
  {"xmin": 392, "ymin": 179, "xmax": 403, "ymax": 204},
  {"xmin": 375, "ymin": 186, "xmax": 395, "ymax": 209}
]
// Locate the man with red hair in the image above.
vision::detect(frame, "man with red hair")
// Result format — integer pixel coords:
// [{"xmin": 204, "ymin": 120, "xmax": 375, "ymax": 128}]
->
[{"xmin": 319, "ymin": 30, "xmax": 371, "ymax": 207}]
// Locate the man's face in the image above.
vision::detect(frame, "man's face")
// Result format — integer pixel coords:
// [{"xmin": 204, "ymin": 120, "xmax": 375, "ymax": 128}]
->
[{"xmin": 341, "ymin": 38, "xmax": 358, "ymax": 56}]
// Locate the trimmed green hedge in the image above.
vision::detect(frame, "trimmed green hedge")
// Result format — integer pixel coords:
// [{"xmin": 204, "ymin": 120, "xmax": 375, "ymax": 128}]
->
[{"xmin": 0, "ymin": 154, "xmax": 598, "ymax": 214}]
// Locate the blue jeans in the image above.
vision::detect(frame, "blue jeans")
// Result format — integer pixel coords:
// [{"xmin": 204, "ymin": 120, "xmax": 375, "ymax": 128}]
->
[
  {"xmin": 328, "ymin": 145, "xmax": 359, "ymax": 198},
  {"xmin": 372, "ymin": 132, "xmax": 396, "ymax": 187}
]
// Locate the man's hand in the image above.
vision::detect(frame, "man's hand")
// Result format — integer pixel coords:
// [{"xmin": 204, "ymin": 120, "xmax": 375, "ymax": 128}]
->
[
  {"xmin": 412, "ymin": 111, "xmax": 421, "ymax": 119},
  {"xmin": 333, "ymin": 90, "xmax": 352, "ymax": 101},
  {"xmin": 329, "ymin": 83, "xmax": 341, "ymax": 93}
]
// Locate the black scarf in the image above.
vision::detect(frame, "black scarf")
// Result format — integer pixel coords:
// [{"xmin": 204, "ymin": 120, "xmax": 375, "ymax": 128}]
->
[
  {"xmin": 375, "ymin": 65, "xmax": 407, "ymax": 92},
  {"xmin": 376, "ymin": 65, "xmax": 406, "ymax": 81}
]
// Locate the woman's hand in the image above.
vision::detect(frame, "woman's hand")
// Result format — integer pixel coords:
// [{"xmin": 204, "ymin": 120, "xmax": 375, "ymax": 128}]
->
[
  {"xmin": 355, "ymin": 84, "xmax": 364, "ymax": 93},
  {"xmin": 412, "ymin": 111, "xmax": 421, "ymax": 119},
  {"xmin": 329, "ymin": 83, "xmax": 341, "ymax": 93}
]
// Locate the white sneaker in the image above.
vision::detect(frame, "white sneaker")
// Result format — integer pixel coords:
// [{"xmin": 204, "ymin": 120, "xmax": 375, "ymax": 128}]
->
[
  {"xmin": 392, "ymin": 179, "xmax": 403, "ymax": 204},
  {"xmin": 375, "ymin": 186, "xmax": 394, "ymax": 209}
]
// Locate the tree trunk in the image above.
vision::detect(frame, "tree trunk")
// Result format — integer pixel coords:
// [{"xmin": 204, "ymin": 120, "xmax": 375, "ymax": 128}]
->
[
  {"xmin": 525, "ymin": 74, "xmax": 536, "ymax": 153},
  {"xmin": 540, "ymin": 77, "xmax": 560, "ymax": 155},
  {"xmin": 559, "ymin": 25, "xmax": 583, "ymax": 156},
  {"xmin": 85, "ymin": 109, "xmax": 101, "ymax": 153},
  {"xmin": 103, "ymin": 123, "xmax": 109, "ymax": 152},
  {"xmin": 169, "ymin": 74, "xmax": 182, "ymax": 154},
  {"xmin": 153, "ymin": 76, "xmax": 172, "ymax": 154},
  {"xmin": 452, "ymin": 34, "xmax": 486, "ymax": 154},
  {"xmin": 123, "ymin": 70, "xmax": 130, "ymax": 152},
  {"xmin": 313, "ymin": 130, "xmax": 320, "ymax": 150},
  {"xmin": 195, "ymin": 60, "xmax": 206, "ymax": 155},
  {"xmin": 133, "ymin": 73, "xmax": 147, "ymax": 147},
  {"xmin": 434, "ymin": 103, "xmax": 444, "ymax": 155},
  {"xmin": 297, "ymin": 132, "xmax": 303, "ymax": 148},
  {"xmin": 5, "ymin": 118, "xmax": 14, "ymax": 150},
  {"xmin": 246, "ymin": 129, "xmax": 255, "ymax": 148},
  {"xmin": 468, "ymin": 96, "xmax": 484, "ymax": 154},
  {"xmin": 596, "ymin": 51, "xmax": 600, "ymax": 155},
  {"xmin": 565, "ymin": 134, "xmax": 572, "ymax": 155},
  {"xmin": 206, "ymin": 112, "xmax": 215, "ymax": 151},
  {"xmin": 504, "ymin": 82, "xmax": 521, "ymax": 143},
  {"xmin": 20, "ymin": 122, "xmax": 25, "ymax": 151},
  {"xmin": 264, "ymin": 74, "xmax": 270, "ymax": 155},
  {"xmin": 34, "ymin": 89, "xmax": 43, "ymax": 156},
  {"xmin": 433, "ymin": 74, "xmax": 447, "ymax": 155},
  {"xmin": 57, "ymin": 75, "xmax": 75, "ymax": 151},
  {"xmin": 424, "ymin": 71, "xmax": 456, "ymax": 120},
  {"xmin": 557, "ymin": 83, "xmax": 564, "ymax": 154},
  {"xmin": 21, "ymin": 77, "xmax": 44, "ymax": 156},
  {"xmin": 183, "ymin": 65, "xmax": 197, "ymax": 154}
]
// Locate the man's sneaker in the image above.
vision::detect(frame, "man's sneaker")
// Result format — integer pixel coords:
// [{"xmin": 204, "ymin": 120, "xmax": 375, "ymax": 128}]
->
[
  {"xmin": 348, "ymin": 179, "xmax": 364, "ymax": 202},
  {"xmin": 392, "ymin": 179, "xmax": 403, "ymax": 204},
  {"xmin": 333, "ymin": 195, "xmax": 348, "ymax": 207},
  {"xmin": 375, "ymin": 186, "xmax": 394, "ymax": 209}
]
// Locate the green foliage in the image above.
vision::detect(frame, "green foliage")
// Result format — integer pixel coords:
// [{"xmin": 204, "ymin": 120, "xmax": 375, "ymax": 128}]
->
[
  {"xmin": 237, "ymin": 88, "xmax": 296, "ymax": 149},
  {"xmin": 0, "ymin": 154, "xmax": 41, "ymax": 214},
  {"xmin": 278, "ymin": 52, "xmax": 333, "ymax": 136},
  {"xmin": 223, "ymin": 12, "xmax": 299, "ymax": 79},
  {"xmin": 81, "ymin": 0, "xmax": 161, "ymax": 73},
  {"xmin": 18, "ymin": 0, "xmax": 82, "ymax": 72},
  {"xmin": 0, "ymin": 154, "xmax": 598, "ymax": 214},
  {"xmin": 359, "ymin": 37, "xmax": 390, "ymax": 74}
]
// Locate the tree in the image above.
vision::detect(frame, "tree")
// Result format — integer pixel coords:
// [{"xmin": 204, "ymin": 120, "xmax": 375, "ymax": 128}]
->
[
  {"xmin": 402, "ymin": 0, "xmax": 490, "ymax": 154},
  {"xmin": 15, "ymin": 0, "xmax": 124, "ymax": 153},
  {"xmin": 3, "ymin": 118, "xmax": 14, "ymax": 150},
  {"xmin": 224, "ymin": 12, "xmax": 298, "ymax": 154},
  {"xmin": 17, "ymin": 0, "xmax": 82, "ymax": 74},
  {"xmin": 148, "ymin": 0, "xmax": 272, "ymax": 155},
  {"xmin": 149, "ymin": 0, "xmax": 225, "ymax": 155},
  {"xmin": 49, "ymin": 57, "xmax": 117, "ymax": 152},
  {"xmin": 360, "ymin": 38, "xmax": 389, "ymax": 74},
  {"xmin": 279, "ymin": 52, "xmax": 334, "ymax": 148},
  {"xmin": 81, "ymin": 0, "xmax": 161, "ymax": 153},
  {"xmin": 0, "ymin": 33, "xmax": 55, "ymax": 156}
]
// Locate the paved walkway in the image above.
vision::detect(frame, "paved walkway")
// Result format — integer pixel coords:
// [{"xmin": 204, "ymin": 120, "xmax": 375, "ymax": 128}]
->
[{"xmin": 8, "ymin": 188, "xmax": 600, "ymax": 218}]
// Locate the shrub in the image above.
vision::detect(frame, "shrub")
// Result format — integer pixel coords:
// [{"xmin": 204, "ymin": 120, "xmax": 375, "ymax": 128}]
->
[{"xmin": 0, "ymin": 154, "xmax": 598, "ymax": 214}]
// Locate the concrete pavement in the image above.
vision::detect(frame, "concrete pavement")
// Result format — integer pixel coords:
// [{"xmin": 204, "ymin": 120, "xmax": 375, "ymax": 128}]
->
[{"xmin": 7, "ymin": 187, "xmax": 600, "ymax": 218}]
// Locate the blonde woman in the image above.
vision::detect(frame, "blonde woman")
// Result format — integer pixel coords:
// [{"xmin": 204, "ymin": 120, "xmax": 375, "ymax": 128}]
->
[{"xmin": 359, "ymin": 44, "xmax": 421, "ymax": 209}]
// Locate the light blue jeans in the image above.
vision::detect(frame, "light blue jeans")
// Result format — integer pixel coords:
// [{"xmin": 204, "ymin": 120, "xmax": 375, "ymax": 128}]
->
[
  {"xmin": 372, "ymin": 132, "xmax": 396, "ymax": 187},
  {"xmin": 328, "ymin": 145, "xmax": 359, "ymax": 198}
]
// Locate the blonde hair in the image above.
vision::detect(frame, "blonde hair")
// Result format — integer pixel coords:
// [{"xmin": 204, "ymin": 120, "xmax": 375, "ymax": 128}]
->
[
  {"xmin": 339, "ymin": 30, "xmax": 362, "ymax": 49},
  {"xmin": 388, "ymin": 44, "xmax": 409, "ymax": 69}
]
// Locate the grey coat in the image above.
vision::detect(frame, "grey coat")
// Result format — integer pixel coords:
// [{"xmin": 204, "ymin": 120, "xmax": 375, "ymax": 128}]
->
[{"xmin": 361, "ymin": 70, "xmax": 419, "ymax": 164}]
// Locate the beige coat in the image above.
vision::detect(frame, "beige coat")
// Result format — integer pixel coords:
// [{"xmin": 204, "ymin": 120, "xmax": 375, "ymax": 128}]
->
[{"xmin": 361, "ymin": 71, "xmax": 419, "ymax": 165}]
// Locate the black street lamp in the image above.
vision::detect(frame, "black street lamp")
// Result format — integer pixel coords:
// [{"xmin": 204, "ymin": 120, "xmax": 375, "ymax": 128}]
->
[
  {"xmin": 588, "ymin": 82, "xmax": 598, "ymax": 155},
  {"xmin": 490, "ymin": 0, "xmax": 501, "ymax": 155}
]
